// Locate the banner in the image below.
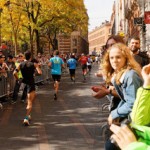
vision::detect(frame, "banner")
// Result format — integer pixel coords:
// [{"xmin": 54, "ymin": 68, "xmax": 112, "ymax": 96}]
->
[{"xmin": 144, "ymin": 11, "xmax": 150, "ymax": 24}]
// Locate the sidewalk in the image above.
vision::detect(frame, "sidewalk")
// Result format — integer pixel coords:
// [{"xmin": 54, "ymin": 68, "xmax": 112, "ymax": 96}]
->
[{"xmin": 0, "ymin": 63, "xmax": 109, "ymax": 150}]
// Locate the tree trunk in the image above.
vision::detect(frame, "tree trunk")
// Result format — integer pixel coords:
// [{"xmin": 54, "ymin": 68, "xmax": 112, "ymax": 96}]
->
[
  {"xmin": 35, "ymin": 29, "xmax": 41, "ymax": 54},
  {"xmin": 29, "ymin": 28, "xmax": 34, "ymax": 56},
  {"xmin": 14, "ymin": 33, "xmax": 18, "ymax": 56}
]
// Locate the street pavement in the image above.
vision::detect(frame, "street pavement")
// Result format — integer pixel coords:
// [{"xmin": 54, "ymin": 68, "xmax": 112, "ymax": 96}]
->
[{"xmin": 0, "ymin": 63, "xmax": 109, "ymax": 150}]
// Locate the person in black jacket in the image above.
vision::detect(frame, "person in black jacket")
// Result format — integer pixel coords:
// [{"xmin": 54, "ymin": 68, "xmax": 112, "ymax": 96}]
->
[{"xmin": 128, "ymin": 36, "xmax": 149, "ymax": 67}]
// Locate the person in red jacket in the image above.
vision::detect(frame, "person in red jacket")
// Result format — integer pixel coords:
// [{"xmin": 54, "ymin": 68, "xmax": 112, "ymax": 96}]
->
[{"xmin": 78, "ymin": 53, "xmax": 88, "ymax": 81}]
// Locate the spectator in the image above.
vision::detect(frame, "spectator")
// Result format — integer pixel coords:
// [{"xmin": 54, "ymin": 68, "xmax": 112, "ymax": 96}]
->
[
  {"xmin": 95, "ymin": 35, "xmax": 125, "ymax": 78},
  {"xmin": 128, "ymin": 36, "xmax": 149, "ymax": 67},
  {"xmin": 6, "ymin": 55, "xmax": 15, "ymax": 71},
  {"xmin": 11, "ymin": 53, "xmax": 27, "ymax": 104},
  {"xmin": 0, "ymin": 54, "xmax": 9, "ymax": 78},
  {"xmin": 95, "ymin": 43, "xmax": 143, "ymax": 150},
  {"xmin": 0, "ymin": 49, "xmax": 3, "ymax": 55},
  {"xmin": 110, "ymin": 64, "xmax": 150, "ymax": 150}
]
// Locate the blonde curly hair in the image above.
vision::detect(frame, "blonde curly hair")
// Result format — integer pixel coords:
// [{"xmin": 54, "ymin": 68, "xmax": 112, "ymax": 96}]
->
[{"xmin": 102, "ymin": 43, "xmax": 142, "ymax": 85}]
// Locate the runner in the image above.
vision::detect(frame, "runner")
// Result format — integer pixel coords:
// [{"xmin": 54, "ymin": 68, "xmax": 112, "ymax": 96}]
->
[
  {"xmin": 13, "ymin": 51, "xmax": 42, "ymax": 126},
  {"xmin": 48, "ymin": 50, "xmax": 64, "ymax": 100},
  {"xmin": 78, "ymin": 53, "xmax": 88, "ymax": 81},
  {"xmin": 67, "ymin": 54, "xmax": 77, "ymax": 83},
  {"xmin": 87, "ymin": 55, "xmax": 92, "ymax": 75}
]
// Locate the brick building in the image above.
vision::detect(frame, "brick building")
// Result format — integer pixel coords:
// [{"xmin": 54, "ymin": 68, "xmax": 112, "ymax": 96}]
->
[
  {"xmin": 58, "ymin": 31, "xmax": 89, "ymax": 55},
  {"xmin": 88, "ymin": 21, "xmax": 111, "ymax": 55}
]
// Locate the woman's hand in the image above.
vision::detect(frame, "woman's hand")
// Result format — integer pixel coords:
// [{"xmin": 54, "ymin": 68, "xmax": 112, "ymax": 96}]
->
[
  {"xmin": 91, "ymin": 85, "xmax": 109, "ymax": 99},
  {"xmin": 110, "ymin": 124, "xmax": 137, "ymax": 149},
  {"xmin": 142, "ymin": 64, "xmax": 150, "ymax": 88},
  {"xmin": 91, "ymin": 86, "xmax": 101, "ymax": 92}
]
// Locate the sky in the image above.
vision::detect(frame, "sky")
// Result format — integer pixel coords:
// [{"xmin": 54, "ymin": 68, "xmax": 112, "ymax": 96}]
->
[{"xmin": 84, "ymin": 0, "xmax": 115, "ymax": 32}]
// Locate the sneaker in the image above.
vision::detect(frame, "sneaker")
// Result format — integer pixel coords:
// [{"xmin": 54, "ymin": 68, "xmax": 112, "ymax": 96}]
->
[
  {"xmin": 23, "ymin": 117, "xmax": 30, "ymax": 126},
  {"xmin": 54, "ymin": 93, "xmax": 57, "ymax": 100}
]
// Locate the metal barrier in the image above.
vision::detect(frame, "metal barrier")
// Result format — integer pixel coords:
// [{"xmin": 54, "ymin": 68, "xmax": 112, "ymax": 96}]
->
[
  {"xmin": 0, "ymin": 65, "xmax": 51, "ymax": 98},
  {"xmin": 0, "ymin": 76, "xmax": 8, "ymax": 98}
]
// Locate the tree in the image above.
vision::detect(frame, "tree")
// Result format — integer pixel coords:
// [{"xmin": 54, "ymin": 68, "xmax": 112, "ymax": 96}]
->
[{"xmin": 0, "ymin": 0, "xmax": 88, "ymax": 55}]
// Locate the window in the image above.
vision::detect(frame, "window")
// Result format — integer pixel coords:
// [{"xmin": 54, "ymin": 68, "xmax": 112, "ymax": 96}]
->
[{"xmin": 73, "ymin": 39, "xmax": 77, "ymax": 46}]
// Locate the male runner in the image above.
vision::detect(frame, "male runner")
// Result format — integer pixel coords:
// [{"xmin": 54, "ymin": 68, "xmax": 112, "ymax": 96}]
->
[
  {"xmin": 78, "ymin": 53, "xmax": 88, "ymax": 81},
  {"xmin": 13, "ymin": 51, "xmax": 42, "ymax": 126},
  {"xmin": 48, "ymin": 50, "xmax": 64, "ymax": 100},
  {"xmin": 67, "ymin": 54, "xmax": 77, "ymax": 83}
]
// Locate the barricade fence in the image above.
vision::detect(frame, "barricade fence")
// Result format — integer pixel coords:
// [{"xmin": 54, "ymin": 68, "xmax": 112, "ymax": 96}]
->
[{"xmin": 0, "ymin": 65, "xmax": 51, "ymax": 98}]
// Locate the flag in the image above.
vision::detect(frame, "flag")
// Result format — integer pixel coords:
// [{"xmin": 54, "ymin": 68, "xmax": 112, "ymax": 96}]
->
[{"xmin": 144, "ymin": 11, "xmax": 150, "ymax": 24}]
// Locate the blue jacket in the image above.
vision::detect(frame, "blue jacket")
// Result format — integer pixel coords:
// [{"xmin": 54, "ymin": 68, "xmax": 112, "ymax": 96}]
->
[{"xmin": 111, "ymin": 69, "xmax": 143, "ymax": 119}]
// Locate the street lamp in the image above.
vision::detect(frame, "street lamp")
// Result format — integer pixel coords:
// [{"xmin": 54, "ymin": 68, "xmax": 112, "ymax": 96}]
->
[{"xmin": 0, "ymin": 8, "xmax": 3, "ymax": 47}]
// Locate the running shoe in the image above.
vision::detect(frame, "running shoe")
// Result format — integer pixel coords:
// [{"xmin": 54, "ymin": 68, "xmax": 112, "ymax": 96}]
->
[
  {"xmin": 23, "ymin": 117, "xmax": 30, "ymax": 126},
  {"xmin": 54, "ymin": 93, "xmax": 57, "ymax": 100}
]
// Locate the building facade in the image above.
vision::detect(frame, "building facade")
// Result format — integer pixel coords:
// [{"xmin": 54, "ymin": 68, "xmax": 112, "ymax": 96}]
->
[
  {"xmin": 58, "ymin": 31, "xmax": 89, "ymax": 55},
  {"xmin": 114, "ymin": 0, "xmax": 150, "ymax": 50},
  {"xmin": 88, "ymin": 21, "xmax": 111, "ymax": 55}
]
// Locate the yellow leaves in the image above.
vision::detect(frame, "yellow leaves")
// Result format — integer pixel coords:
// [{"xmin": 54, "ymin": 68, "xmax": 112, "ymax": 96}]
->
[
  {"xmin": 0, "ymin": 0, "xmax": 88, "ymax": 45},
  {"xmin": 0, "ymin": 1, "xmax": 6, "ymax": 9}
]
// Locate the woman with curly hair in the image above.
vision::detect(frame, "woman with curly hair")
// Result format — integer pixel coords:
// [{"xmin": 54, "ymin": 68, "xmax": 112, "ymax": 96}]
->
[{"xmin": 102, "ymin": 43, "xmax": 143, "ymax": 150}]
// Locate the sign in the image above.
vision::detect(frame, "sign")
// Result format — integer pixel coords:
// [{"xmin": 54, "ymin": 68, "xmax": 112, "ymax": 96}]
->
[
  {"xmin": 134, "ymin": 17, "xmax": 143, "ymax": 25},
  {"xmin": 144, "ymin": 11, "xmax": 150, "ymax": 24}
]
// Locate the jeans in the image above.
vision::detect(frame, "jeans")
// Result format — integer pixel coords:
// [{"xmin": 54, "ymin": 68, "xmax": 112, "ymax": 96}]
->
[
  {"xmin": 12, "ymin": 79, "xmax": 27, "ymax": 101},
  {"xmin": 105, "ymin": 138, "xmax": 120, "ymax": 150}
]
